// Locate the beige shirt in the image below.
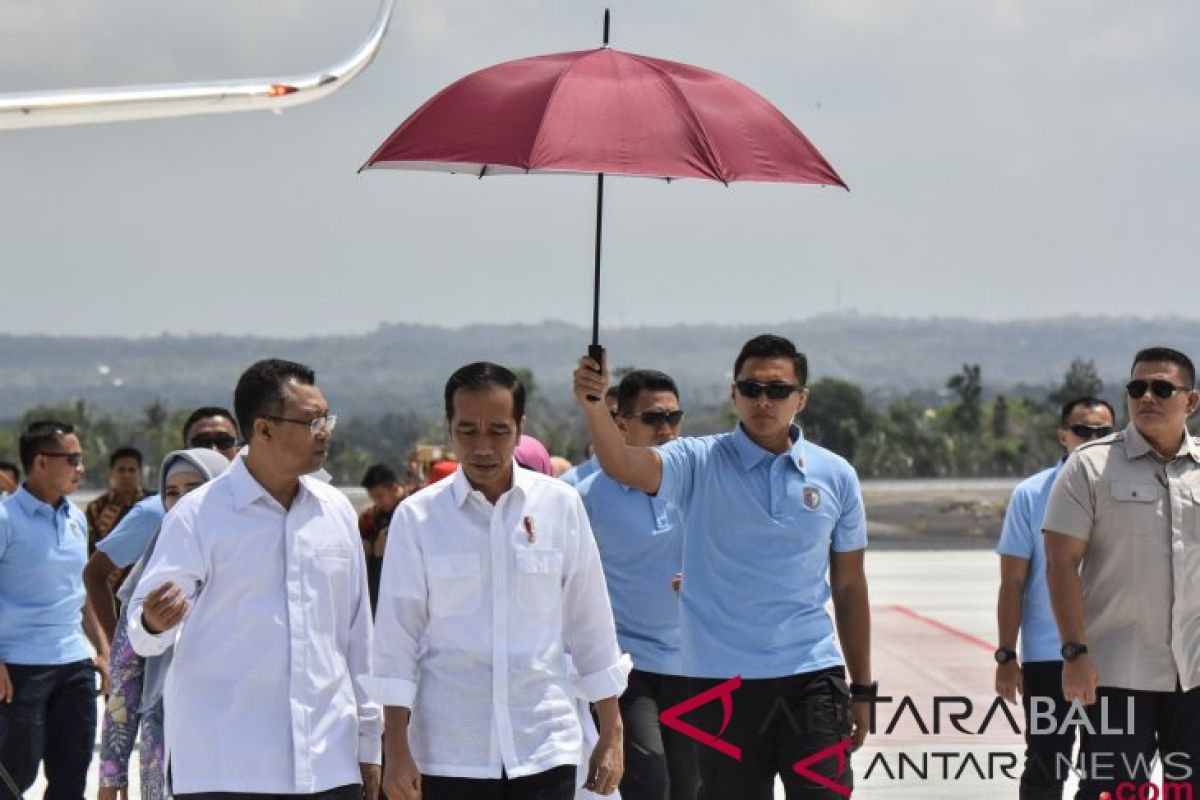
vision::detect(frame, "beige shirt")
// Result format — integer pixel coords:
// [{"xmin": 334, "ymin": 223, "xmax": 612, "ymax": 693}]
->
[{"xmin": 1043, "ymin": 423, "xmax": 1200, "ymax": 692}]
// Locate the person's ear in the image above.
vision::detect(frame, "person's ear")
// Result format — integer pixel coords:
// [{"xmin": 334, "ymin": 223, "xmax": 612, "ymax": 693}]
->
[
  {"xmin": 1057, "ymin": 426, "xmax": 1070, "ymax": 450},
  {"xmin": 255, "ymin": 417, "xmax": 272, "ymax": 443},
  {"xmin": 516, "ymin": 415, "xmax": 527, "ymax": 439},
  {"xmin": 1186, "ymin": 390, "xmax": 1200, "ymax": 418},
  {"xmin": 795, "ymin": 387, "xmax": 810, "ymax": 415}
]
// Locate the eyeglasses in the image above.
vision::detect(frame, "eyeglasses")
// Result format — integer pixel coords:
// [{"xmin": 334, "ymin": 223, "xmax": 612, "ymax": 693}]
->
[
  {"xmin": 188, "ymin": 432, "xmax": 238, "ymax": 451},
  {"xmin": 40, "ymin": 452, "xmax": 83, "ymax": 467},
  {"xmin": 1067, "ymin": 424, "xmax": 1113, "ymax": 439},
  {"xmin": 265, "ymin": 413, "xmax": 337, "ymax": 435},
  {"xmin": 629, "ymin": 409, "xmax": 685, "ymax": 428},
  {"xmin": 734, "ymin": 380, "xmax": 801, "ymax": 401},
  {"xmin": 1125, "ymin": 380, "xmax": 1192, "ymax": 401}
]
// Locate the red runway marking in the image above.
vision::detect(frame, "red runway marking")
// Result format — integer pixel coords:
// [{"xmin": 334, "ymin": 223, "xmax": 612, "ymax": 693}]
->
[{"xmin": 888, "ymin": 604, "xmax": 995, "ymax": 653}]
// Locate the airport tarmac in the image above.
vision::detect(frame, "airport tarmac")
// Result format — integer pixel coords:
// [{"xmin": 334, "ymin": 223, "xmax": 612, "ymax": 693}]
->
[{"xmin": 40, "ymin": 549, "xmax": 1086, "ymax": 799}]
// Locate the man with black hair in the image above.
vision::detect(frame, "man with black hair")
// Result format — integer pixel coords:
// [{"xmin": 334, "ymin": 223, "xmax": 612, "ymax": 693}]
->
[
  {"xmin": 374, "ymin": 361, "xmax": 626, "ymax": 800},
  {"xmin": 0, "ymin": 461, "xmax": 19, "ymax": 499},
  {"xmin": 85, "ymin": 447, "xmax": 147, "ymax": 602},
  {"xmin": 1045, "ymin": 346, "xmax": 1200, "ymax": 798},
  {"xmin": 574, "ymin": 334, "xmax": 873, "ymax": 800},
  {"xmin": 359, "ymin": 463, "xmax": 406, "ymax": 613},
  {"xmin": 84, "ymin": 407, "xmax": 240, "ymax": 641},
  {"xmin": 129, "ymin": 359, "xmax": 381, "ymax": 800},
  {"xmin": 576, "ymin": 369, "xmax": 698, "ymax": 800},
  {"xmin": 994, "ymin": 395, "xmax": 1115, "ymax": 799},
  {"xmin": 0, "ymin": 421, "xmax": 110, "ymax": 799}
]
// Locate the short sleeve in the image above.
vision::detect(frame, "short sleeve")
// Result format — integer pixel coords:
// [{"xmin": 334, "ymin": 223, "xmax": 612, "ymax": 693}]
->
[
  {"xmin": 0, "ymin": 507, "xmax": 10, "ymax": 560},
  {"xmin": 831, "ymin": 465, "xmax": 867, "ymax": 552},
  {"xmin": 97, "ymin": 496, "xmax": 165, "ymax": 567},
  {"xmin": 996, "ymin": 484, "xmax": 1035, "ymax": 558},
  {"xmin": 655, "ymin": 437, "xmax": 702, "ymax": 511},
  {"xmin": 1042, "ymin": 453, "xmax": 1095, "ymax": 541}
]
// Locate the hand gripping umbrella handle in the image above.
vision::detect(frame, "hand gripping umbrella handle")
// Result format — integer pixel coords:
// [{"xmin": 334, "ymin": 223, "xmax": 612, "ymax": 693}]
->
[{"xmin": 586, "ymin": 343, "xmax": 605, "ymax": 403}]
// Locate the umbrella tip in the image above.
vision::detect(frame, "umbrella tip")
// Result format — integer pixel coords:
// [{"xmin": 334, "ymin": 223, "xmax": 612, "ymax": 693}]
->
[{"xmin": 603, "ymin": 8, "xmax": 610, "ymax": 46}]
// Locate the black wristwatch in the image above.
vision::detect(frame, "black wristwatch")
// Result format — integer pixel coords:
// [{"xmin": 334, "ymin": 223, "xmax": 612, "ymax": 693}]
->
[
  {"xmin": 849, "ymin": 681, "xmax": 879, "ymax": 699},
  {"xmin": 994, "ymin": 647, "xmax": 1018, "ymax": 665},
  {"xmin": 1060, "ymin": 641, "xmax": 1089, "ymax": 661}
]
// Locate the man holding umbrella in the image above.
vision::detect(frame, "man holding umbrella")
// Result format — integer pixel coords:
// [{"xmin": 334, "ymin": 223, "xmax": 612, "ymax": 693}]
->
[{"xmin": 574, "ymin": 335, "xmax": 872, "ymax": 799}]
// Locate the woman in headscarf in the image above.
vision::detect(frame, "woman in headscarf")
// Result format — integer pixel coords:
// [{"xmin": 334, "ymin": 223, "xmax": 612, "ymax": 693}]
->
[{"xmin": 97, "ymin": 448, "xmax": 231, "ymax": 800}]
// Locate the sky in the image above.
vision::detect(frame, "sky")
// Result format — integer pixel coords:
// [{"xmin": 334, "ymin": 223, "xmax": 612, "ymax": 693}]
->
[{"xmin": 2, "ymin": 0, "xmax": 1198, "ymax": 337}]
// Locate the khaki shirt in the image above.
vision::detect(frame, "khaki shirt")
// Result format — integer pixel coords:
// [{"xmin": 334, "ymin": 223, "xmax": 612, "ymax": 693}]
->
[{"xmin": 1043, "ymin": 423, "xmax": 1200, "ymax": 692}]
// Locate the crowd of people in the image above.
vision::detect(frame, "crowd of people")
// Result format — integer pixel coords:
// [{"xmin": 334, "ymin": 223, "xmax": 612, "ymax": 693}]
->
[{"xmin": 0, "ymin": 336, "xmax": 1196, "ymax": 800}]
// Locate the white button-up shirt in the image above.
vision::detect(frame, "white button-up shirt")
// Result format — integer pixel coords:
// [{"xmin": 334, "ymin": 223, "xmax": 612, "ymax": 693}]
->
[
  {"xmin": 371, "ymin": 465, "xmax": 627, "ymax": 779},
  {"xmin": 128, "ymin": 456, "xmax": 382, "ymax": 795}
]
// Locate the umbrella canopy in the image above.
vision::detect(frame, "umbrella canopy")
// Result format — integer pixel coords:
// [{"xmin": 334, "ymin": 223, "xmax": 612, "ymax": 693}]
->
[{"xmin": 362, "ymin": 47, "xmax": 845, "ymax": 187}]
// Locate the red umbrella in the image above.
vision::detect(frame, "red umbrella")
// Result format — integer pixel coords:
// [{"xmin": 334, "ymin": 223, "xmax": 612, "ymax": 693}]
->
[{"xmin": 362, "ymin": 12, "xmax": 846, "ymax": 365}]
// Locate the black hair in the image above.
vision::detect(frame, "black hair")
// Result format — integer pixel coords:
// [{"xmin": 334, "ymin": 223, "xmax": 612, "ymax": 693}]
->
[
  {"xmin": 109, "ymin": 446, "xmax": 143, "ymax": 469},
  {"xmin": 181, "ymin": 406, "xmax": 238, "ymax": 444},
  {"xmin": 605, "ymin": 386, "xmax": 619, "ymax": 402},
  {"xmin": 733, "ymin": 334, "xmax": 808, "ymax": 386},
  {"xmin": 1060, "ymin": 396, "xmax": 1115, "ymax": 426},
  {"xmin": 616, "ymin": 370, "xmax": 680, "ymax": 417},
  {"xmin": 443, "ymin": 362, "xmax": 526, "ymax": 422},
  {"xmin": 18, "ymin": 420, "xmax": 75, "ymax": 472},
  {"xmin": 361, "ymin": 463, "xmax": 399, "ymax": 489},
  {"xmin": 0, "ymin": 461, "xmax": 20, "ymax": 484},
  {"xmin": 1132, "ymin": 347, "xmax": 1195, "ymax": 388},
  {"xmin": 233, "ymin": 359, "xmax": 316, "ymax": 442}
]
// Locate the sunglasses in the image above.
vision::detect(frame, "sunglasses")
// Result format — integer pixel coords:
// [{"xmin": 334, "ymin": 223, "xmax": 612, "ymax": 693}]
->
[
  {"xmin": 188, "ymin": 432, "xmax": 238, "ymax": 451},
  {"xmin": 630, "ymin": 409, "xmax": 685, "ymax": 428},
  {"xmin": 40, "ymin": 452, "xmax": 83, "ymax": 467},
  {"xmin": 735, "ymin": 380, "xmax": 801, "ymax": 401},
  {"xmin": 1067, "ymin": 424, "xmax": 1113, "ymax": 439},
  {"xmin": 1125, "ymin": 380, "xmax": 1192, "ymax": 400},
  {"xmin": 265, "ymin": 413, "xmax": 338, "ymax": 436}
]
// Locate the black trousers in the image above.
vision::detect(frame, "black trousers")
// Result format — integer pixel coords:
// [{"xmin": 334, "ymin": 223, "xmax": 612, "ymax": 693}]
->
[
  {"xmin": 1074, "ymin": 684, "xmax": 1200, "ymax": 800},
  {"xmin": 421, "ymin": 765, "xmax": 576, "ymax": 800},
  {"xmin": 619, "ymin": 669, "xmax": 699, "ymax": 800},
  {"xmin": 1020, "ymin": 661, "xmax": 1078, "ymax": 799},
  {"xmin": 0, "ymin": 660, "xmax": 97, "ymax": 800},
  {"xmin": 688, "ymin": 667, "xmax": 852, "ymax": 800},
  {"xmin": 175, "ymin": 783, "xmax": 362, "ymax": 800}
]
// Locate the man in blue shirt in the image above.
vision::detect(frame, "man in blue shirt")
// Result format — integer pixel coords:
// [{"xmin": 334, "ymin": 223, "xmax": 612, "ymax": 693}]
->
[
  {"xmin": 994, "ymin": 396, "xmax": 1115, "ymax": 800},
  {"xmin": 0, "ymin": 420, "xmax": 110, "ymax": 799},
  {"xmin": 82, "ymin": 406, "xmax": 240, "ymax": 642},
  {"xmin": 562, "ymin": 388, "xmax": 618, "ymax": 487},
  {"xmin": 576, "ymin": 370, "xmax": 697, "ymax": 800},
  {"xmin": 574, "ymin": 334, "xmax": 872, "ymax": 800}
]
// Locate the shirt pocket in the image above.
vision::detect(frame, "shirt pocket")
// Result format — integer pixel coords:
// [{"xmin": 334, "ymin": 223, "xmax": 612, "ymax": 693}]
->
[
  {"xmin": 428, "ymin": 553, "xmax": 483, "ymax": 617},
  {"xmin": 1107, "ymin": 481, "xmax": 1161, "ymax": 535},
  {"xmin": 514, "ymin": 549, "xmax": 563, "ymax": 615}
]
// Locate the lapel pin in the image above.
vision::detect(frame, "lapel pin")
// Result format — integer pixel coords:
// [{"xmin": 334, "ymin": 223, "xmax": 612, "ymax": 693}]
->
[{"xmin": 523, "ymin": 515, "xmax": 537, "ymax": 544}]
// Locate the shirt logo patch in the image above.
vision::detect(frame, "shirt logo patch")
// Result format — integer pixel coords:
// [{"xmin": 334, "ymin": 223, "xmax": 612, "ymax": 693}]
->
[
  {"xmin": 69, "ymin": 520, "xmax": 84, "ymax": 539},
  {"xmin": 803, "ymin": 486, "xmax": 821, "ymax": 510}
]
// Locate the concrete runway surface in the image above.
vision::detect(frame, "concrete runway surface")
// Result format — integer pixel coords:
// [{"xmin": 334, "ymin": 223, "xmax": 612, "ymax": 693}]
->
[{"xmin": 37, "ymin": 550, "xmax": 1094, "ymax": 799}]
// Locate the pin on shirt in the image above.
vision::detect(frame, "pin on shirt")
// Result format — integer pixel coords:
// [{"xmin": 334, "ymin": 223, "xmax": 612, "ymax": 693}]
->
[{"xmin": 523, "ymin": 515, "xmax": 537, "ymax": 544}]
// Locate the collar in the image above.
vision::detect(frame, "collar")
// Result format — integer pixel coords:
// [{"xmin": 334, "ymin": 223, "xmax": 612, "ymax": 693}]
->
[
  {"xmin": 1123, "ymin": 423, "xmax": 1200, "ymax": 463},
  {"xmin": 450, "ymin": 459, "xmax": 530, "ymax": 507},
  {"xmin": 731, "ymin": 422, "xmax": 807, "ymax": 473},
  {"xmin": 12, "ymin": 485, "xmax": 62, "ymax": 518},
  {"xmin": 228, "ymin": 455, "xmax": 312, "ymax": 511}
]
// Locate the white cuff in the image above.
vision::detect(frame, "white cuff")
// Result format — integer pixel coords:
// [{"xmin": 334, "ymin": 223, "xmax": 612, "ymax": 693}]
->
[
  {"xmin": 366, "ymin": 675, "xmax": 418, "ymax": 708},
  {"xmin": 575, "ymin": 653, "xmax": 632, "ymax": 703},
  {"xmin": 127, "ymin": 610, "xmax": 176, "ymax": 657}
]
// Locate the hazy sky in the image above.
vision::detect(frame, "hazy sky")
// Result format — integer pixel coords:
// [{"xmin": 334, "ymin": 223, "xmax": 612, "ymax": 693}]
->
[{"xmin": 2, "ymin": 1, "xmax": 1197, "ymax": 337}]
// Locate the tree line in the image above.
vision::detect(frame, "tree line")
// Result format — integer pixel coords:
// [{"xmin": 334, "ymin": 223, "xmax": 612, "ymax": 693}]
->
[{"xmin": 0, "ymin": 358, "xmax": 1125, "ymax": 486}]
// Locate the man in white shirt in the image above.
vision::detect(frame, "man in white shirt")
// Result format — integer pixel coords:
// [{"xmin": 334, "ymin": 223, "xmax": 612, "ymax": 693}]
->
[
  {"xmin": 373, "ymin": 361, "xmax": 628, "ymax": 800},
  {"xmin": 128, "ymin": 358, "xmax": 382, "ymax": 800}
]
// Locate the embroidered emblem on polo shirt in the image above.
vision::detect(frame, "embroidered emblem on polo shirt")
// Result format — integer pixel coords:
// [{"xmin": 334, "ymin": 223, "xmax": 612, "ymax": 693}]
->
[
  {"xmin": 69, "ymin": 520, "xmax": 85, "ymax": 539},
  {"xmin": 803, "ymin": 486, "xmax": 821, "ymax": 510}
]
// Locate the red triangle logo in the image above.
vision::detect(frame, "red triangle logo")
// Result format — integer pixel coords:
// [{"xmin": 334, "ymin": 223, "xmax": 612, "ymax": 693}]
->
[
  {"xmin": 658, "ymin": 676, "xmax": 742, "ymax": 761},
  {"xmin": 792, "ymin": 737, "xmax": 854, "ymax": 797}
]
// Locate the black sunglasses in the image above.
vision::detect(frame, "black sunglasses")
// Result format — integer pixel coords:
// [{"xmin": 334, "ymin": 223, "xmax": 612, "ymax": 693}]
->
[
  {"xmin": 630, "ymin": 409, "xmax": 685, "ymax": 428},
  {"xmin": 1067, "ymin": 424, "xmax": 1113, "ymax": 440},
  {"xmin": 40, "ymin": 452, "xmax": 83, "ymax": 467},
  {"xmin": 735, "ymin": 380, "xmax": 801, "ymax": 401},
  {"xmin": 1125, "ymin": 379, "xmax": 1192, "ymax": 400},
  {"xmin": 188, "ymin": 432, "xmax": 238, "ymax": 451}
]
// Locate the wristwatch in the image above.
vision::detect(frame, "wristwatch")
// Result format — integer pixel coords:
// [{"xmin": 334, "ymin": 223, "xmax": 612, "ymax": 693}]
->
[
  {"xmin": 994, "ymin": 647, "xmax": 1018, "ymax": 665},
  {"xmin": 849, "ymin": 681, "xmax": 879, "ymax": 699},
  {"xmin": 1060, "ymin": 641, "xmax": 1089, "ymax": 661}
]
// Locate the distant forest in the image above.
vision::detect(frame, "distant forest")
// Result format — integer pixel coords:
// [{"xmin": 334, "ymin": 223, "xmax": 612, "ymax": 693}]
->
[{"xmin": 1, "ymin": 314, "xmax": 1191, "ymax": 484}]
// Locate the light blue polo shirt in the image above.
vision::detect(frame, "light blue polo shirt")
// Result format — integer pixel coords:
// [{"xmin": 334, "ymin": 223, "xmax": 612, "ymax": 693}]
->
[
  {"xmin": 95, "ymin": 493, "xmax": 165, "ymax": 567},
  {"xmin": 0, "ymin": 487, "xmax": 92, "ymax": 665},
  {"xmin": 576, "ymin": 470, "xmax": 683, "ymax": 675},
  {"xmin": 561, "ymin": 456, "xmax": 600, "ymax": 488},
  {"xmin": 996, "ymin": 463, "xmax": 1063, "ymax": 663},
  {"xmin": 657, "ymin": 423, "xmax": 868, "ymax": 679}
]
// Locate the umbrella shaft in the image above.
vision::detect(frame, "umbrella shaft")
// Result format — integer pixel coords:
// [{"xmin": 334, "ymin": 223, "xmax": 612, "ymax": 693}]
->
[{"xmin": 592, "ymin": 172, "xmax": 604, "ymax": 348}]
